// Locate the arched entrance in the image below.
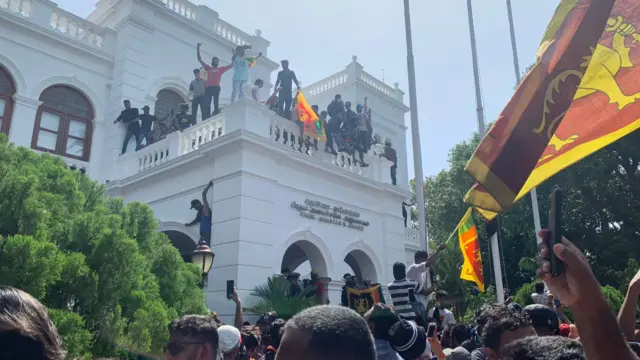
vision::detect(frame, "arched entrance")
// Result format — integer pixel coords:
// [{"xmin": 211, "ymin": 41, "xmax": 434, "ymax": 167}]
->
[
  {"xmin": 280, "ymin": 240, "xmax": 329, "ymax": 278},
  {"xmin": 160, "ymin": 222, "xmax": 199, "ymax": 262},
  {"xmin": 0, "ymin": 65, "xmax": 16, "ymax": 135},
  {"xmin": 341, "ymin": 243, "xmax": 381, "ymax": 284}
]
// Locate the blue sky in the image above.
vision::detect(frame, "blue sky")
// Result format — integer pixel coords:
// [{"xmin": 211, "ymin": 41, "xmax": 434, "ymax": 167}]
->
[{"xmin": 57, "ymin": 0, "xmax": 559, "ymax": 178}]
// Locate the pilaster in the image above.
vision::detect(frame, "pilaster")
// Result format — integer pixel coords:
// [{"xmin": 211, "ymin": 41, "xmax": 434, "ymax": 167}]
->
[{"xmin": 8, "ymin": 94, "xmax": 42, "ymax": 148}]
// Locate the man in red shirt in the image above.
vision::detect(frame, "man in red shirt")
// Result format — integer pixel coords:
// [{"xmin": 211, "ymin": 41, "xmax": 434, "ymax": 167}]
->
[
  {"xmin": 197, "ymin": 43, "xmax": 233, "ymax": 118},
  {"xmin": 310, "ymin": 271, "xmax": 325, "ymax": 302}
]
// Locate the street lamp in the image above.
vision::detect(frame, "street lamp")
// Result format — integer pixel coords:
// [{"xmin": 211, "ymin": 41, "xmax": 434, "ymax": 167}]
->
[{"xmin": 191, "ymin": 239, "xmax": 215, "ymax": 288}]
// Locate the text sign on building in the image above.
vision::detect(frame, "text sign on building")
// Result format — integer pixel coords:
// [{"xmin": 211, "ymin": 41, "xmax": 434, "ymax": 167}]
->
[{"xmin": 290, "ymin": 199, "xmax": 370, "ymax": 231}]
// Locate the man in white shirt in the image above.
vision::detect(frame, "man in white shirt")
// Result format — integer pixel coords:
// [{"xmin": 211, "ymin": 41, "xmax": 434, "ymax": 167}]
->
[
  {"xmin": 251, "ymin": 79, "xmax": 264, "ymax": 102},
  {"xmin": 427, "ymin": 291, "xmax": 456, "ymax": 329},
  {"xmin": 406, "ymin": 244, "xmax": 447, "ymax": 308},
  {"xmin": 530, "ymin": 282, "xmax": 551, "ymax": 305}
]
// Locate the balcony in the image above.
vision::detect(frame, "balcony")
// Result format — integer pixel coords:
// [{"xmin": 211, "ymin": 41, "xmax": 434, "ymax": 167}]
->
[
  {"xmin": 1, "ymin": 0, "xmax": 116, "ymax": 53},
  {"xmin": 404, "ymin": 227, "xmax": 420, "ymax": 250},
  {"xmin": 115, "ymin": 99, "xmax": 397, "ymax": 185}
]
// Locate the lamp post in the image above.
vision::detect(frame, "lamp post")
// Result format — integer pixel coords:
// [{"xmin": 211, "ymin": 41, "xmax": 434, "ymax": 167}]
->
[{"xmin": 191, "ymin": 239, "xmax": 215, "ymax": 288}]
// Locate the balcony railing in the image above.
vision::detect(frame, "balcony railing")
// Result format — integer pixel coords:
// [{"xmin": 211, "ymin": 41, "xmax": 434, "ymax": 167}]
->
[
  {"xmin": 405, "ymin": 228, "xmax": 420, "ymax": 249},
  {"xmin": 1, "ymin": 0, "xmax": 116, "ymax": 53},
  {"xmin": 116, "ymin": 99, "xmax": 396, "ymax": 186}
]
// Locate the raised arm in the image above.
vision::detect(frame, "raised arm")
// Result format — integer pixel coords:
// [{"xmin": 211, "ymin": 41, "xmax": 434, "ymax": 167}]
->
[
  {"xmin": 364, "ymin": 96, "xmax": 368, "ymax": 113},
  {"xmin": 618, "ymin": 270, "xmax": 640, "ymax": 340},
  {"xmin": 196, "ymin": 43, "xmax": 207, "ymax": 68},
  {"xmin": 202, "ymin": 180, "xmax": 213, "ymax": 216}
]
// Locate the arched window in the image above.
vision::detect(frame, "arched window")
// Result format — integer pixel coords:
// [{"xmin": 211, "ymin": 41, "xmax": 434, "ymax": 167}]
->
[
  {"xmin": 0, "ymin": 66, "xmax": 16, "ymax": 135},
  {"xmin": 32, "ymin": 85, "xmax": 94, "ymax": 161},
  {"xmin": 155, "ymin": 89, "xmax": 184, "ymax": 120}
]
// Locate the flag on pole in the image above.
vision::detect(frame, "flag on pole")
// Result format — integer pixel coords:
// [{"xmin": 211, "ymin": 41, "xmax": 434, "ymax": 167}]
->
[
  {"xmin": 456, "ymin": 208, "xmax": 485, "ymax": 292},
  {"xmin": 296, "ymin": 91, "xmax": 326, "ymax": 141},
  {"xmin": 463, "ymin": 0, "xmax": 617, "ymax": 219},
  {"xmin": 345, "ymin": 284, "xmax": 385, "ymax": 315}
]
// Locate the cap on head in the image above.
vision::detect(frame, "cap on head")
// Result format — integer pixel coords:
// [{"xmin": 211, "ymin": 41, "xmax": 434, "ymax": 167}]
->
[
  {"xmin": 217, "ymin": 325, "xmax": 242, "ymax": 354},
  {"xmin": 388, "ymin": 320, "xmax": 427, "ymax": 359},
  {"xmin": 190, "ymin": 199, "xmax": 201, "ymax": 209}
]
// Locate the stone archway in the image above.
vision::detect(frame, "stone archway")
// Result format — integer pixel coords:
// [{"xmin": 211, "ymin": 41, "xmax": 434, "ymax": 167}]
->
[
  {"xmin": 160, "ymin": 221, "xmax": 199, "ymax": 262},
  {"xmin": 276, "ymin": 230, "xmax": 332, "ymax": 278},
  {"xmin": 341, "ymin": 242, "xmax": 382, "ymax": 284}
]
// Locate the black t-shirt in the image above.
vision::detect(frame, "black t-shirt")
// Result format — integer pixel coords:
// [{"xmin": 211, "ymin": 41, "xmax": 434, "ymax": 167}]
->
[
  {"xmin": 118, "ymin": 108, "xmax": 139, "ymax": 126},
  {"xmin": 277, "ymin": 69, "xmax": 298, "ymax": 91},
  {"xmin": 139, "ymin": 114, "xmax": 156, "ymax": 130}
]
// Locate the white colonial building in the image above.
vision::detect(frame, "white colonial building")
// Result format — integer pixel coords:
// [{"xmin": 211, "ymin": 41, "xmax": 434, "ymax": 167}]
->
[{"xmin": 0, "ymin": 0, "xmax": 422, "ymax": 319}]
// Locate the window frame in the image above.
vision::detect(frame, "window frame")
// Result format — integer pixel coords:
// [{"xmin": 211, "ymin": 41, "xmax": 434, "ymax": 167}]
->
[
  {"xmin": 32, "ymin": 86, "xmax": 94, "ymax": 161},
  {"xmin": 0, "ymin": 67, "xmax": 16, "ymax": 135}
]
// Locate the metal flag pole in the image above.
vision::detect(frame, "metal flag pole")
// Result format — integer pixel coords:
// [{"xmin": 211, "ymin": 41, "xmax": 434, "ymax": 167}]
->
[
  {"xmin": 403, "ymin": 0, "xmax": 427, "ymax": 250},
  {"xmin": 506, "ymin": 0, "xmax": 543, "ymax": 245},
  {"xmin": 467, "ymin": 0, "xmax": 504, "ymax": 303}
]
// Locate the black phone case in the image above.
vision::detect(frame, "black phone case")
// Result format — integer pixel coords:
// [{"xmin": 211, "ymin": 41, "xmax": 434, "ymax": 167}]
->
[
  {"xmin": 548, "ymin": 188, "xmax": 565, "ymax": 277},
  {"xmin": 226, "ymin": 280, "xmax": 234, "ymax": 298}
]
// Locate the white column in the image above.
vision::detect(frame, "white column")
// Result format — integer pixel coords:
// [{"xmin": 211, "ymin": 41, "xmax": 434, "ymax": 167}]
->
[
  {"xmin": 8, "ymin": 94, "xmax": 42, "ymax": 148},
  {"xmin": 327, "ymin": 281, "xmax": 344, "ymax": 306}
]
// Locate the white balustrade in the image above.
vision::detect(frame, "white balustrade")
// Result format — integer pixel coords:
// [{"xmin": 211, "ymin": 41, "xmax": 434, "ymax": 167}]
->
[
  {"xmin": 50, "ymin": 10, "xmax": 105, "ymax": 49},
  {"xmin": 138, "ymin": 140, "xmax": 171, "ymax": 173},
  {"xmin": 360, "ymin": 71, "xmax": 401, "ymax": 102},
  {"xmin": 304, "ymin": 71, "xmax": 349, "ymax": 97},
  {"xmin": 0, "ymin": 0, "xmax": 32, "ymax": 17},
  {"xmin": 160, "ymin": 0, "xmax": 197, "ymax": 20},
  {"xmin": 269, "ymin": 114, "xmax": 304, "ymax": 150},
  {"xmin": 214, "ymin": 19, "xmax": 251, "ymax": 46},
  {"xmin": 179, "ymin": 114, "xmax": 225, "ymax": 155},
  {"xmin": 405, "ymin": 228, "xmax": 420, "ymax": 248}
]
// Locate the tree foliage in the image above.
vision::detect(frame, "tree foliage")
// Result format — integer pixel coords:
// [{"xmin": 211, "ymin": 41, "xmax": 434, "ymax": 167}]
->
[
  {"xmin": 245, "ymin": 277, "xmax": 320, "ymax": 320},
  {"xmin": 0, "ymin": 136, "xmax": 208, "ymax": 358},
  {"xmin": 415, "ymin": 126, "xmax": 640, "ymax": 316}
]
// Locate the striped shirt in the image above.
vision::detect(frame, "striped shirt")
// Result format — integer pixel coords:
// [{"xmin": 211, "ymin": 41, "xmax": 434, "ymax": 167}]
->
[{"xmin": 387, "ymin": 279, "xmax": 421, "ymax": 321}]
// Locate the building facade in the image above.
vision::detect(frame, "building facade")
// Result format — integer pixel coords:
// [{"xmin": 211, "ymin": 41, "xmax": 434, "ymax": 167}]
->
[{"xmin": 1, "ymin": 0, "xmax": 421, "ymax": 320}]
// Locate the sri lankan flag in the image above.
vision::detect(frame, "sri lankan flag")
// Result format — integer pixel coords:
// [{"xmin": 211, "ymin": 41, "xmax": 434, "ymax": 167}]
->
[
  {"xmin": 456, "ymin": 209, "xmax": 484, "ymax": 292},
  {"xmin": 346, "ymin": 284, "xmax": 385, "ymax": 315},
  {"xmin": 296, "ymin": 91, "xmax": 327, "ymax": 141},
  {"xmin": 464, "ymin": 0, "xmax": 620, "ymax": 219}
]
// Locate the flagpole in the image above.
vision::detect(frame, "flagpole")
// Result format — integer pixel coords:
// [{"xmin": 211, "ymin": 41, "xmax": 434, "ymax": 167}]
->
[
  {"xmin": 403, "ymin": 0, "xmax": 428, "ymax": 250},
  {"xmin": 506, "ymin": 0, "xmax": 543, "ymax": 245},
  {"xmin": 467, "ymin": 0, "xmax": 504, "ymax": 304}
]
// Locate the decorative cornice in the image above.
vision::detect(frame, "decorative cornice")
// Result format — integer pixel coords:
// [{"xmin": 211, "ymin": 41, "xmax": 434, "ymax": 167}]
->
[
  {"xmin": 12, "ymin": 94, "xmax": 42, "ymax": 108},
  {"xmin": 114, "ymin": 14, "xmax": 156, "ymax": 33}
]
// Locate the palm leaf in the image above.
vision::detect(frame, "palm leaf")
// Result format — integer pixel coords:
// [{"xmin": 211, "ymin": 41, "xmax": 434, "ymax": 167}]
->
[{"xmin": 244, "ymin": 277, "xmax": 319, "ymax": 320}]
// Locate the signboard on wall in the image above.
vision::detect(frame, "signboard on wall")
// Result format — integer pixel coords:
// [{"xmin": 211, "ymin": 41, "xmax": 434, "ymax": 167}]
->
[{"xmin": 290, "ymin": 199, "xmax": 370, "ymax": 231}]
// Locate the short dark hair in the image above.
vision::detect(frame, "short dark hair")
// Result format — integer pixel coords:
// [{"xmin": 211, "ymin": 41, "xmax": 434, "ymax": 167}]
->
[
  {"xmin": 392, "ymin": 262, "xmax": 406, "ymax": 280},
  {"xmin": 193, "ymin": 68, "xmax": 200, "ymax": 75},
  {"xmin": 479, "ymin": 305, "xmax": 532, "ymax": 351},
  {"xmin": 499, "ymin": 336, "xmax": 585, "ymax": 360},
  {"xmin": 123, "ymin": 99, "xmax": 130, "ymax": 104},
  {"xmin": 269, "ymin": 318, "xmax": 286, "ymax": 349},
  {"xmin": 364, "ymin": 303, "xmax": 400, "ymax": 340},
  {"xmin": 311, "ymin": 105, "xmax": 319, "ymax": 111},
  {"xmin": 285, "ymin": 305, "xmax": 375, "ymax": 360},
  {"xmin": 168, "ymin": 315, "xmax": 219, "ymax": 352},
  {"xmin": 0, "ymin": 286, "xmax": 65, "ymax": 360},
  {"xmin": 281, "ymin": 60, "xmax": 289, "ymax": 66},
  {"xmin": 254, "ymin": 79, "xmax": 264, "ymax": 86},
  {"xmin": 535, "ymin": 282, "xmax": 545, "ymax": 294},
  {"xmin": 414, "ymin": 250, "xmax": 429, "ymax": 262},
  {"xmin": 450, "ymin": 324, "xmax": 472, "ymax": 345}
]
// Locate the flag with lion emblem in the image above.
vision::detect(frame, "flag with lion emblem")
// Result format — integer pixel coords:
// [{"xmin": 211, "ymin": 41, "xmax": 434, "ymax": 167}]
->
[
  {"xmin": 346, "ymin": 284, "xmax": 385, "ymax": 315},
  {"xmin": 465, "ymin": 0, "xmax": 640, "ymax": 220},
  {"xmin": 295, "ymin": 91, "xmax": 326, "ymax": 142}
]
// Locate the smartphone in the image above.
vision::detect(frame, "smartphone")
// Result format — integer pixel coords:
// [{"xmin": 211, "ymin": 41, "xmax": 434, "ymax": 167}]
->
[
  {"xmin": 226, "ymin": 280, "xmax": 234, "ymax": 299},
  {"xmin": 548, "ymin": 187, "xmax": 565, "ymax": 276},
  {"xmin": 426, "ymin": 323, "xmax": 437, "ymax": 338}
]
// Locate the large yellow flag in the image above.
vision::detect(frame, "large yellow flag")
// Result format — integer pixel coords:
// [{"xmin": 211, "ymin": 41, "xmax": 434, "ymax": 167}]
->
[
  {"xmin": 463, "ymin": 0, "xmax": 640, "ymax": 220},
  {"xmin": 456, "ymin": 209, "xmax": 484, "ymax": 292}
]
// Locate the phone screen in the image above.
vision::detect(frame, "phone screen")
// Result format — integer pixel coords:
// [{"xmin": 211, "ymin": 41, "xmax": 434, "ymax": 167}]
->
[
  {"xmin": 226, "ymin": 280, "xmax": 234, "ymax": 299},
  {"xmin": 427, "ymin": 323, "xmax": 436, "ymax": 338}
]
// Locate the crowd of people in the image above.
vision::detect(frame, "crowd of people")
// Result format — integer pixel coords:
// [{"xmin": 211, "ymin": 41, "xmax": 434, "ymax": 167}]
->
[
  {"xmin": 111, "ymin": 44, "xmax": 401, "ymax": 186},
  {"xmin": 2, "ymin": 229, "xmax": 640, "ymax": 360}
]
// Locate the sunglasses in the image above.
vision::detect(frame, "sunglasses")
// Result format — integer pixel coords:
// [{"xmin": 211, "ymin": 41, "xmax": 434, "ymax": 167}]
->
[{"xmin": 164, "ymin": 341, "xmax": 206, "ymax": 356}]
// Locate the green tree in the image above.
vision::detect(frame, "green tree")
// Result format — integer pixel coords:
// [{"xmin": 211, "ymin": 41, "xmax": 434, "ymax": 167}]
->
[
  {"xmin": 417, "ymin": 125, "xmax": 640, "ymax": 303},
  {"xmin": 0, "ymin": 136, "xmax": 208, "ymax": 358},
  {"xmin": 245, "ymin": 277, "xmax": 320, "ymax": 320}
]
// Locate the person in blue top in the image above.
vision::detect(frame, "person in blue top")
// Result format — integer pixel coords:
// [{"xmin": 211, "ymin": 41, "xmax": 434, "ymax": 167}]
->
[
  {"xmin": 186, "ymin": 180, "xmax": 214, "ymax": 246},
  {"xmin": 230, "ymin": 45, "xmax": 262, "ymax": 103}
]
